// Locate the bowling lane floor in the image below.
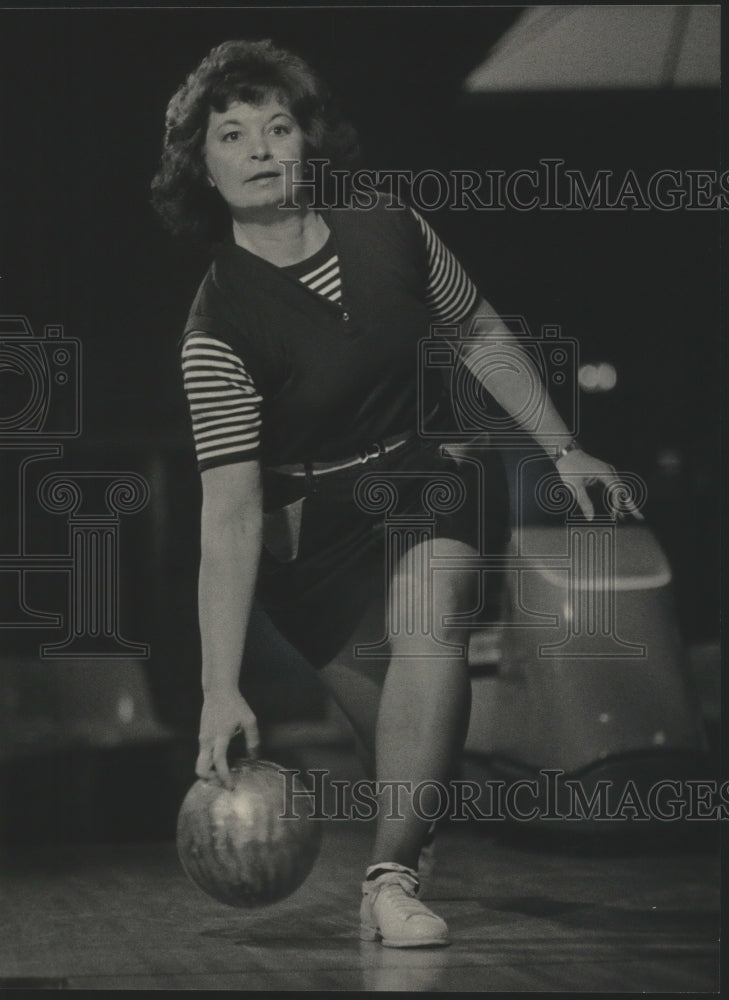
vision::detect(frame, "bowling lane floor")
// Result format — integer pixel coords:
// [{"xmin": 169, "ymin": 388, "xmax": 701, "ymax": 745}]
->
[{"xmin": 0, "ymin": 807, "xmax": 721, "ymax": 991}]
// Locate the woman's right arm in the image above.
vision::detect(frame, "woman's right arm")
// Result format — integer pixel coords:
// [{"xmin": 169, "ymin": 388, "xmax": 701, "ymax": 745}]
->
[{"xmin": 195, "ymin": 459, "xmax": 264, "ymax": 789}]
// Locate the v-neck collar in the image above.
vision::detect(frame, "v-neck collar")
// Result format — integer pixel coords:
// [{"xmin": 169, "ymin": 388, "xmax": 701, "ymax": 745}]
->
[
  {"xmin": 220, "ymin": 210, "xmax": 348, "ymax": 314},
  {"xmin": 280, "ymin": 233, "xmax": 336, "ymax": 279}
]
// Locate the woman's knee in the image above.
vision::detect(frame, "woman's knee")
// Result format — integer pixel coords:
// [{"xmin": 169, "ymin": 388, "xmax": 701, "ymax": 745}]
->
[{"xmin": 388, "ymin": 546, "xmax": 475, "ymax": 654}]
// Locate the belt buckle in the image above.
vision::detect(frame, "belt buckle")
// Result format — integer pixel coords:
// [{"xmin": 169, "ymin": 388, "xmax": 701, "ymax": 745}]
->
[{"xmin": 360, "ymin": 441, "xmax": 384, "ymax": 463}]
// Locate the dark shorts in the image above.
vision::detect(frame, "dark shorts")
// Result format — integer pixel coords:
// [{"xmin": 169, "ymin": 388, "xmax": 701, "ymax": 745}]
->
[{"xmin": 257, "ymin": 438, "xmax": 511, "ymax": 668}]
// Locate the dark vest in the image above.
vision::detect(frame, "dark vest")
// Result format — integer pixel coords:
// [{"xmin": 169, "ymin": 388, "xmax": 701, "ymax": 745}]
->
[{"xmin": 183, "ymin": 198, "xmax": 444, "ymax": 466}]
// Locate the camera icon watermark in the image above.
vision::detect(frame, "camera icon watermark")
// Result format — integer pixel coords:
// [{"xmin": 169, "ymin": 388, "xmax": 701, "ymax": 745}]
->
[
  {"xmin": 0, "ymin": 313, "xmax": 149, "ymax": 658},
  {"xmin": 417, "ymin": 315, "xmax": 579, "ymax": 447},
  {"xmin": 0, "ymin": 315, "xmax": 81, "ymax": 438}
]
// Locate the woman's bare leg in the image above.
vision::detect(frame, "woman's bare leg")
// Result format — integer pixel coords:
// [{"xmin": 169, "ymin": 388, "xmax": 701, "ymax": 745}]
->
[
  {"xmin": 371, "ymin": 538, "xmax": 475, "ymax": 869},
  {"xmin": 319, "ymin": 600, "xmax": 387, "ymax": 779},
  {"xmin": 320, "ymin": 538, "xmax": 476, "ymax": 869}
]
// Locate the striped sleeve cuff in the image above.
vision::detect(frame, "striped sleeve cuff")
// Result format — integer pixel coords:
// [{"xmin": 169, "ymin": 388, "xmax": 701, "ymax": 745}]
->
[{"xmin": 181, "ymin": 332, "xmax": 262, "ymax": 471}]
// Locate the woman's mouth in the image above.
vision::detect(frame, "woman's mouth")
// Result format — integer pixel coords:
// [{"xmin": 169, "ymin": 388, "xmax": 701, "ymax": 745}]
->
[{"xmin": 247, "ymin": 171, "xmax": 280, "ymax": 183}]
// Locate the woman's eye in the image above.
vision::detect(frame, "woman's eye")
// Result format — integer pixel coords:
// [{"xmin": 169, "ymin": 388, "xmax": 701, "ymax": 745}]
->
[
  {"xmin": 222, "ymin": 131, "xmax": 240, "ymax": 142},
  {"xmin": 271, "ymin": 125, "xmax": 291, "ymax": 136}
]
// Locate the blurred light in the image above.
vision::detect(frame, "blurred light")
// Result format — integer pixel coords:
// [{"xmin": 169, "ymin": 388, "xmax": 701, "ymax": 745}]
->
[
  {"xmin": 578, "ymin": 362, "xmax": 617, "ymax": 393},
  {"xmin": 599, "ymin": 363, "xmax": 617, "ymax": 391},
  {"xmin": 117, "ymin": 693, "xmax": 135, "ymax": 724},
  {"xmin": 656, "ymin": 448, "xmax": 682, "ymax": 478},
  {"xmin": 579, "ymin": 363, "xmax": 598, "ymax": 391},
  {"xmin": 577, "ymin": 365, "xmax": 597, "ymax": 392}
]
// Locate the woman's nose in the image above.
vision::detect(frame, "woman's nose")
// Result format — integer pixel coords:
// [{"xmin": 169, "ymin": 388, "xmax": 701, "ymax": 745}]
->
[{"xmin": 250, "ymin": 135, "xmax": 272, "ymax": 160}]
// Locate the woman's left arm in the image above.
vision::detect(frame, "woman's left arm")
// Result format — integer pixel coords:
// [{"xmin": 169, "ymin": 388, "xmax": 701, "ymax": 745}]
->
[{"xmin": 457, "ymin": 296, "xmax": 643, "ymax": 522}]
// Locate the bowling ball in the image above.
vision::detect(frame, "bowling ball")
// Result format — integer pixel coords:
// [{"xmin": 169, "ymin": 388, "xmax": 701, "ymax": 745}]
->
[{"xmin": 176, "ymin": 759, "xmax": 322, "ymax": 908}]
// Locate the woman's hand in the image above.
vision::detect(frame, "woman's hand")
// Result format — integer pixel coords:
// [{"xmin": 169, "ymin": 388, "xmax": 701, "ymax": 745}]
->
[
  {"xmin": 555, "ymin": 448, "xmax": 645, "ymax": 523},
  {"xmin": 196, "ymin": 691, "xmax": 260, "ymax": 790}
]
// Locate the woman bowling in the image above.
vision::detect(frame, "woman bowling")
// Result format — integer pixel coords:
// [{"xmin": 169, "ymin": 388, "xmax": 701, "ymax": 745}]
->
[{"xmin": 151, "ymin": 39, "xmax": 635, "ymax": 947}]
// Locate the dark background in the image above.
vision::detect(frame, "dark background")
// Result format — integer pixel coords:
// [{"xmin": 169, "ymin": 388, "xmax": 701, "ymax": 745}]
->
[{"xmin": 0, "ymin": 6, "xmax": 722, "ymax": 837}]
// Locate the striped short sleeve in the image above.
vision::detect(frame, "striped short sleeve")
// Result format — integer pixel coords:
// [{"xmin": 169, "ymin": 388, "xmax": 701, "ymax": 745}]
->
[
  {"xmin": 181, "ymin": 332, "xmax": 262, "ymax": 472},
  {"xmin": 409, "ymin": 208, "xmax": 479, "ymax": 324}
]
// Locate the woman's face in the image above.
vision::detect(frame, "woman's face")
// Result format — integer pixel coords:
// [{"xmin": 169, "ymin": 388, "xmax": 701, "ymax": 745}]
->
[{"xmin": 203, "ymin": 94, "xmax": 306, "ymax": 215}]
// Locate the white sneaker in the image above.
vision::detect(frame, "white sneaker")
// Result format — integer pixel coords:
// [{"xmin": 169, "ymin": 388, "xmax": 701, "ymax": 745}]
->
[{"xmin": 360, "ymin": 864, "xmax": 449, "ymax": 948}]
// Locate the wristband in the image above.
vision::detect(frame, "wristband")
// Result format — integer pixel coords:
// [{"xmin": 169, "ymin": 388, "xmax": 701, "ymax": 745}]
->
[{"xmin": 555, "ymin": 439, "xmax": 582, "ymax": 461}]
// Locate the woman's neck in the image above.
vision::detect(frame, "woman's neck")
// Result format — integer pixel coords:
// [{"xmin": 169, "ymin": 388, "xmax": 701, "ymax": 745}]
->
[{"xmin": 231, "ymin": 207, "xmax": 329, "ymax": 267}]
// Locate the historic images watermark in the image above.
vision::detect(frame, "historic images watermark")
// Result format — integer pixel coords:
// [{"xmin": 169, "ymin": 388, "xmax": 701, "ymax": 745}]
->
[
  {"xmin": 347, "ymin": 311, "xmax": 648, "ymax": 660},
  {"xmin": 279, "ymin": 769, "xmax": 729, "ymax": 824},
  {"xmin": 279, "ymin": 159, "xmax": 729, "ymax": 212},
  {"xmin": 0, "ymin": 314, "xmax": 150, "ymax": 658}
]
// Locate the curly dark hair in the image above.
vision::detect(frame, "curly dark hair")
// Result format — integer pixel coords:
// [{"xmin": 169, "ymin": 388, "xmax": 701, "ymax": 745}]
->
[{"xmin": 151, "ymin": 39, "xmax": 361, "ymax": 239}]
